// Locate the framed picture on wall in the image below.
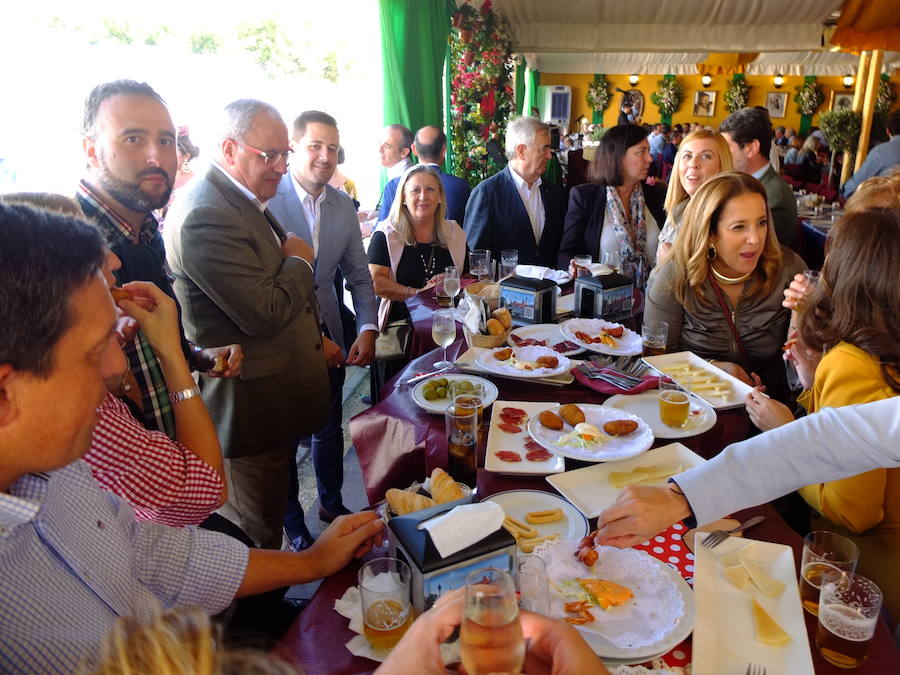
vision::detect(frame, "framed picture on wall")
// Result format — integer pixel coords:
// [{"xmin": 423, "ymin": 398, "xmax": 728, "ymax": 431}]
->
[
  {"xmin": 830, "ymin": 91, "xmax": 854, "ymax": 111},
  {"xmin": 619, "ymin": 88, "xmax": 645, "ymax": 122},
  {"xmin": 766, "ymin": 92, "xmax": 788, "ymax": 118},
  {"xmin": 693, "ymin": 91, "xmax": 716, "ymax": 117}
]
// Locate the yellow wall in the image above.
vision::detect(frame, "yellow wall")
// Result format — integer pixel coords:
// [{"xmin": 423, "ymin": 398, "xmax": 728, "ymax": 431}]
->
[{"xmin": 541, "ymin": 72, "xmax": 900, "ymax": 134}]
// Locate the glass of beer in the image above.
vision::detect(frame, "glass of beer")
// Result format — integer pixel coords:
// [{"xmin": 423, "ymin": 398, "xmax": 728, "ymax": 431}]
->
[
  {"xmin": 446, "ymin": 404, "xmax": 477, "ymax": 487},
  {"xmin": 573, "ymin": 255, "xmax": 593, "ymax": 278},
  {"xmin": 432, "ymin": 309, "xmax": 456, "ymax": 369},
  {"xmin": 460, "ymin": 568, "xmax": 525, "ymax": 675},
  {"xmin": 816, "ymin": 572, "xmax": 882, "ymax": 668},
  {"xmin": 800, "ymin": 531, "xmax": 859, "ymax": 615},
  {"xmin": 641, "ymin": 320, "xmax": 668, "ymax": 356},
  {"xmin": 658, "ymin": 376, "xmax": 691, "ymax": 427},
  {"xmin": 358, "ymin": 557, "xmax": 413, "ymax": 650}
]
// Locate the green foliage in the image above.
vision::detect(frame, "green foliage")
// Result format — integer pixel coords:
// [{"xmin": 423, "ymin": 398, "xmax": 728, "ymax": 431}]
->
[
  {"xmin": 587, "ymin": 76, "xmax": 611, "ymax": 115},
  {"xmin": 190, "ymin": 32, "xmax": 220, "ymax": 54},
  {"xmin": 818, "ymin": 109, "xmax": 862, "ymax": 155},
  {"xmin": 650, "ymin": 78, "xmax": 683, "ymax": 116},
  {"xmin": 793, "ymin": 80, "xmax": 824, "ymax": 116},
  {"xmin": 101, "ymin": 19, "xmax": 133, "ymax": 45},
  {"xmin": 589, "ymin": 126, "xmax": 607, "ymax": 141},
  {"xmin": 238, "ymin": 19, "xmax": 306, "ymax": 78},
  {"xmin": 322, "ymin": 52, "xmax": 339, "ymax": 84},
  {"xmin": 876, "ymin": 79, "xmax": 897, "ymax": 116},
  {"xmin": 724, "ymin": 78, "xmax": 750, "ymax": 114}
]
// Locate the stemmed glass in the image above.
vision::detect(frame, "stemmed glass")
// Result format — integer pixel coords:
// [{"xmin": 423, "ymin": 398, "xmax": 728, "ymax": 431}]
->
[
  {"xmin": 460, "ymin": 568, "xmax": 525, "ymax": 675},
  {"xmin": 443, "ymin": 266, "xmax": 461, "ymax": 306},
  {"xmin": 432, "ymin": 308, "xmax": 456, "ymax": 369},
  {"xmin": 602, "ymin": 251, "xmax": 621, "ymax": 273}
]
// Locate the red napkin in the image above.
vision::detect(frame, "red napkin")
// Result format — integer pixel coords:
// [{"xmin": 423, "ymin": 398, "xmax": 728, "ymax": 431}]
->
[{"xmin": 572, "ymin": 366, "xmax": 660, "ymax": 395}]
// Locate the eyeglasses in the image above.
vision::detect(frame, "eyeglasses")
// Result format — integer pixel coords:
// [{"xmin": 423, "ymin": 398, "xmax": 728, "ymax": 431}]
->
[{"xmin": 237, "ymin": 141, "xmax": 292, "ymax": 167}]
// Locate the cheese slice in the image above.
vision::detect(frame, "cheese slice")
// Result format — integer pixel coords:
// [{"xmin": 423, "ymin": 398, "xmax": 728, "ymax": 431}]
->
[
  {"xmin": 608, "ymin": 471, "xmax": 652, "ymax": 489},
  {"xmin": 577, "ymin": 578, "xmax": 633, "ymax": 610},
  {"xmin": 751, "ymin": 598, "xmax": 792, "ymax": 646},
  {"xmin": 608, "ymin": 462, "xmax": 684, "ymax": 489},
  {"xmin": 716, "ymin": 543, "xmax": 754, "ymax": 567},
  {"xmin": 742, "ymin": 559, "xmax": 786, "ymax": 599},
  {"xmin": 722, "ymin": 563, "xmax": 751, "ymax": 590}
]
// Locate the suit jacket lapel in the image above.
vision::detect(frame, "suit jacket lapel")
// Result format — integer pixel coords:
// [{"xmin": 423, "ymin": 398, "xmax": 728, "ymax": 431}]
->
[{"xmin": 206, "ymin": 167, "xmax": 286, "ymax": 248}]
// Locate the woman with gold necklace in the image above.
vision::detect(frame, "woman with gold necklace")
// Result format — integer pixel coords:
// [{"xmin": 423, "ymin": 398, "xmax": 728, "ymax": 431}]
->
[{"xmin": 645, "ymin": 172, "xmax": 804, "ymax": 402}]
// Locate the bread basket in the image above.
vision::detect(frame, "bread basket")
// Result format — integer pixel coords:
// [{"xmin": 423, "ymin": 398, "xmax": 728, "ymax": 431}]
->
[
  {"xmin": 464, "ymin": 326, "xmax": 511, "ymax": 349},
  {"xmin": 464, "ymin": 281, "xmax": 500, "ymax": 311}
]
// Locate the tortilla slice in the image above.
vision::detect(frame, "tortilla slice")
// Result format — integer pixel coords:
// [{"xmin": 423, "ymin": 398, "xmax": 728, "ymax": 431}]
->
[{"xmin": 577, "ymin": 578, "xmax": 634, "ymax": 610}]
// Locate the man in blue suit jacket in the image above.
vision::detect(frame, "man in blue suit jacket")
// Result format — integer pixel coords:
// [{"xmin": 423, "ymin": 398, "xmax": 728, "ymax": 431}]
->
[
  {"xmin": 464, "ymin": 116, "xmax": 566, "ymax": 268},
  {"xmin": 378, "ymin": 126, "xmax": 470, "ymax": 224},
  {"xmin": 267, "ymin": 111, "xmax": 378, "ymax": 540}
]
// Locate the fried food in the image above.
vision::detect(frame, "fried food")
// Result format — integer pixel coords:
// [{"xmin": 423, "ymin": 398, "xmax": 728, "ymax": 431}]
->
[
  {"xmin": 576, "ymin": 531, "xmax": 600, "ymax": 567},
  {"xmin": 577, "ymin": 578, "xmax": 633, "ymax": 609},
  {"xmin": 538, "ymin": 410, "xmax": 564, "ymax": 430},
  {"xmin": 525, "ymin": 508, "xmax": 564, "ymax": 524},
  {"xmin": 604, "ymin": 325, "xmax": 624, "ymax": 338},
  {"xmin": 535, "ymin": 355, "xmax": 559, "ymax": 369},
  {"xmin": 493, "ymin": 347, "xmax": 513, "ymax": 360},
  {"xmin": 519, "ymin": 533, "xmax": 559, "ymax": 553},
  {"xmin": 110, "ymin": 287, "xmax": 134, "ymax": 303},
  {"xmin": 385, "ymin": 488, "xmax": 435, "ymax": 515},
  {"xmin": 212, "ymin": 354, "xmax": 228, "ymax": 373},
  {"xmin": 602, "ymin": 419, "xmax": 639, "ymax": 436},
  {"xmin": 492, "ymin": 307, "xmax": 512, "ymax": 329},
  {"xmin": 430, "ymin": 467, "xmax": 464, "ymax": 503},
  {"xmin": 486, "ymin": 318, "xmax": 505, "ymax": 335},
  {"xmin": 502, "ymin": 515, "xmax": 538, "ymax": 539},
  {"xmin": 558, "ymin": 404, "xmax": 586, "ymax": 426}
]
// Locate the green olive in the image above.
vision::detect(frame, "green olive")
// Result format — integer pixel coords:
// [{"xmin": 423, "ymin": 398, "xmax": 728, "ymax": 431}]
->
[
  {"xmin": 423, "ymin": 388, "xmax": 438, "ymax": 401},
  {"xmin": 433, "ymin": 378, "xmax": 448, "ymax": 388},
  {"xmin": 435, "ymin": 387, "xmax": 448, "ymax": 399}
]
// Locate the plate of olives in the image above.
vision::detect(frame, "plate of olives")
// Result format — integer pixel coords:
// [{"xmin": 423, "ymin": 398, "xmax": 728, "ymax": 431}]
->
[{"xmin": 411, "ymin": 374, "xmax": 499, "ymax": 415}]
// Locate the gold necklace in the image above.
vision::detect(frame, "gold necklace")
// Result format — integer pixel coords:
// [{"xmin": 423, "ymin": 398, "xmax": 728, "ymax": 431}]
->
[{"xmin": 710, "ymin": 263, "xmax": 752, "ymax": 285}]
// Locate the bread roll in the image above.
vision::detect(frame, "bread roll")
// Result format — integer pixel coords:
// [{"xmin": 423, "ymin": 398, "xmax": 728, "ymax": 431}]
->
[
  {"xmin": 386, "ymin": 488, "xmax": 435, "ymax": 515},
  {"xmin": 485, "ymin": 318, "xmax": 505, "ymax": 335},
  {"xmin": 492, "ymin": 307, "xmax": 512, "ymax": 329},
  {"xmin": 430, "ymin": 468, "xmax": 464, "ymax": 503}
]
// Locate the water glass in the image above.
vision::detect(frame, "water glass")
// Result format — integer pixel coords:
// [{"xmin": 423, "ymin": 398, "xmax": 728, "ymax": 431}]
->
[
  {"xmin": 470, "ymin": 249, "xmax": 491, "ymax": 281},
  {"xmin": 359, "ymin": 557, "xmax": 413, "ymax": 650},
  {"xmin": 516, "ymin": 555, "xmax": 550, "ymax": 615},
  {"xmin": 816, "ymin": 572, "xmax": 882, "ymax": 668},
  {"xmin": 460, "ymin": 568, "xmax": 525, "ymax": 675},
  {"xmin": 601, "ymin": 251, "xmax": 621, "ymax": 273},
  {"xmin": 642, "ymin": 320, "xmax": 668, "ymax": 356},
  {"xmin": 573, "ymin": 255, "xmax": 593, "ymax": 278},
  {"xmin": 800, "ymin": 531, "xmax": 859, "ymax": 615},
  {"xmin": 499, "ymin": 250, "xmax": 518, "ymax": 279}
]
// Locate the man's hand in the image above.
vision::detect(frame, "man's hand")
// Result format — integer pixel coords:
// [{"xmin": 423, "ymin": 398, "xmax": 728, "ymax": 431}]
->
[
  {"xmin": 118, "ymin": 281, "xmax": 182, "ymax": 359},
  {"xmin": 346, "ymin": 330, "xmax": 376, "ymax": 367},
  {"xmin": 306, "ymin": 512, "xmax": 384, "ymax": 578},
  {"xmin": 200, "ymin": 344, "xmax": 243, "ymax": 378},
  {"xmin": 516, "ymin": 609, "xmax": 609, "ymax": 675},
  {"xmin": 322, "ymin": 335, "xmax": 345, "ymax": 368},
  {"xmin": 282, "ymin": 232, "xmax": 314, "ymax": 264},
  {"xmin": 594, "ymin": 484, "xmax": 692, "ymax": 549}
]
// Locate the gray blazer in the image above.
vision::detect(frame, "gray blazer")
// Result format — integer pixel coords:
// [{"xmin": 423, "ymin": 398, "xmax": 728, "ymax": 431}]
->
[
  {"xmin": 758, "ymin": 165, "xmax": 798, "ymax": 247},
  {"xmin": 267, "ymin": 175, "xmax": 377, "ymax": 350},
  {"xmin": 164, "ymin": 166, "xmax": 329, "ymax": 458}
]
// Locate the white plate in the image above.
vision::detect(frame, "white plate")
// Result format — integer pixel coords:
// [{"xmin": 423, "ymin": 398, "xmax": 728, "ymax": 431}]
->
[
  {"xmin": 483, "ymin": 489, "xmax": 588, "ymax": 542},
  {"xmin": 410, "ymin": 374, "xmax": 499, "ymax": 415},
  {"xmin": 526, "ymin": 404, "xmax": 653, "ymax": 463},
  {"xmin": 604, "ymin": 391, "xmax": 717, "ymax": 439},
  {"xmin": 475, "ymin": 345, "xmax": 572, "ymax": 380},
  {"xmin": 642, "ymin": 351, "xmax": 754, "ymax": 410},
  {"xmin": 693, "ymin": 535, "xmax": 814, "ymax": 675},
  {"xmin": 546, "ymin": 442, "xmax": 706, "ymax": 518},
  {"xmin": 560, "ymin": 318, "xmax": 643, "ymax": 356},
  {"xmin": 537, "ymin": 543, "xmax": 695, "ymax": 663},
  {"xmin": 484, "ymin": 401, "xmax": 566, "ymax": 475},
  {"xmin": 507, "ymin": 324, "xmax": 583, "ymax": 357}
]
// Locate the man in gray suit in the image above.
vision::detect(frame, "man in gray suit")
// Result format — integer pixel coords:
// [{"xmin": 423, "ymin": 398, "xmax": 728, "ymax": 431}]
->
[
  {"xmin": 165, "ymin": 99, "xmax": 329, "ymax": 549},
  {"xmin": 268, "ymin": 110, "xmax": 377, "ymax": 533}
]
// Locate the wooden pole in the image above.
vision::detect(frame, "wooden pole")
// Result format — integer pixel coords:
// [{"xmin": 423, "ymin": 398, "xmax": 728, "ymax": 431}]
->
[
  {"xmin": 840, "ymin": 51, "xmax": 870, "ymax": 188},
  {"xmin": 855, "ymin": 49, "xmax": 884, "ymax": 173}
]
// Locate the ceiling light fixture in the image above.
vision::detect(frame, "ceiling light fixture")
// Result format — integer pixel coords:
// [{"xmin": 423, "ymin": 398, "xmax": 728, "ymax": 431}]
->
[
  {"xmin": 701, "ymin": 74, "xmax": 712, "ymax": 88},
  {"xmin": 773, "ymin": 74, "xmax": 785, "ymax": 89},
  {"xmin": 628, "ymin": 74, "xmax": 639, "ymax": 86}
]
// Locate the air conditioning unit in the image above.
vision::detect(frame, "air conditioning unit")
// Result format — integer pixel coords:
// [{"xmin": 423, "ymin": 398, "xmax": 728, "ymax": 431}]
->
[{"xmin": 537, "ymin": 85, "xmax": 571, "ymax": 130}]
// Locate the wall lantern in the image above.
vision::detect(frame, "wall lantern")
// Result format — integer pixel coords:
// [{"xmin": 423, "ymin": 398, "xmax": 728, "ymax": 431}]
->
[
  {"xmin": 842, "ymin": 74, "xmax": 854, "ymax": 89},
  {"xmin": 701, "ymin": 74, "xmax": 712, "ymax": 88},
  {"xmin": 773, "ymin": 74, "xmax": 785, "ymax": 89},
  {"xmin": 628, "ymin": 74, "xmax": 639, "ymax": 86}
]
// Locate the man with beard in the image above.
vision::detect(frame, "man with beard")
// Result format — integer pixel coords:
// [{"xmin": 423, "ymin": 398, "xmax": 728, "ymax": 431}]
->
[{"xmin": 77, "ymin": 80, "xmax": 241, "ymax": 437}]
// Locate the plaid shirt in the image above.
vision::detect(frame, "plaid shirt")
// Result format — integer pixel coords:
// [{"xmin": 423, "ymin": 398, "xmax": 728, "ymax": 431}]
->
[{"xmin": 77, "ymin": 182, "xmax": 176, "ymax": 438}]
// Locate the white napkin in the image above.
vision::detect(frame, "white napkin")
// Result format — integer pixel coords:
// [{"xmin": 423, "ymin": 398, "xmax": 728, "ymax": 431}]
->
[
  {"xmin": 335, "ymin": 586, "xmax": 460, "ymax": 664},
  {"xmin": 421, "ymin": 501, "xmax": 506, "ymax": 558},
  {"xmin": 461, "ymin": 297, "xmax": 483, "ymax": 334},
  {"xmin": 515, "ymin": 264, "xmax": 572, "ymax": 285}
]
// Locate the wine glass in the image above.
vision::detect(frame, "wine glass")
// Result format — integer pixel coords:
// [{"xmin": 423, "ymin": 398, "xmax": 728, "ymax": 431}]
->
[
  {"xmin": 432, "ymin": 308, "xmax": 456, "ymax": 369},
  {"xmin": 443, "ymin": 266, "xmax": 461, "ymax": 306},
  {"xmin": 602, "ymin": 251, "xmax": 621, "ymax": 273},
  {"xmin": 460, "ymin": 568, "xmax": 525, "ymax": 675}
]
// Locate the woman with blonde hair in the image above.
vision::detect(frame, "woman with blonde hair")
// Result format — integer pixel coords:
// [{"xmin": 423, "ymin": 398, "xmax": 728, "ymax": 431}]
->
[
  {"xmin": 367, "ymin": 165, "xmax": 467, "ymax": 400},
  {"xmin": 655, "ymin": 129, "xmax": 733, "ymax": 264},
  {"xmin": 645, "ymin": 172, "xmax": 805, "ymax": 401}
]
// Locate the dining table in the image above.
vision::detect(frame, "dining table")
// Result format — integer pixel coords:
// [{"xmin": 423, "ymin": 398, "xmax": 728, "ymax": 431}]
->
[{"xmin": 275, "ymin": 287, "xmax": 899, "ymax": 674}]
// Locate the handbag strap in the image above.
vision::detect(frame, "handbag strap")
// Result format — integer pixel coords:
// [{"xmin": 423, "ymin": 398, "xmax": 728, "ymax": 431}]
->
[{"xmin": 707, "ymin": 269, "xmax": 752, "ymax": 366}]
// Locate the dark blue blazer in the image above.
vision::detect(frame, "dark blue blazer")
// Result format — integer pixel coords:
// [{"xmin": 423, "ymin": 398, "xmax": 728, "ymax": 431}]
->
[
  {"xmin": 464, "ymin": 166, "xmax": 566, "ymax": 268},
  {"xmin": 378, "ymin": 164, "xmax": 470, "ymax": 225}
]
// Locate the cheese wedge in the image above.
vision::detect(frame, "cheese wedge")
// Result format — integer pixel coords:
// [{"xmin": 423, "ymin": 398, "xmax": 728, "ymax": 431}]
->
[
  {"xmin": 577, "ymin": 578, "xmax": 633, "ymax": 610},
  {"xmin": 751, "ymin": 598, "xmax": 792, "ymax": 646},
  {"xmin": 716, "ymin": 542, "xmax": 755, "ymax": 567},
  {"xmin": 742, "ymin": 559, "xmax": 786, "ymax": 599},
  {"xmin": 722, "ymin": 563, "xmax": 751, "ymax": 590},
  {"xmin": 608, "ymin": 462, "xmax": 683, "ymax": 488}
]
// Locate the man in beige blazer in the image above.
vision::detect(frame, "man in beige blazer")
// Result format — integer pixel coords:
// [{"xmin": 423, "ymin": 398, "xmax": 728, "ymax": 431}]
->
[{"xmin": 165, "ymin": 99, "xmax": 328, "ymax": 549}]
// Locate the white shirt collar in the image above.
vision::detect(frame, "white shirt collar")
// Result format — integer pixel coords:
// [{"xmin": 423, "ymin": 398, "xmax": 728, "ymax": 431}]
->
[
  {"xmin": 290, "ymin": 173, "xmax": 327, "ymax": 208},
  {"xmin": 508, "ymin": 164, "xmax": 541, "ymax": 192},
  {"xmin": 751, "ymin": 163, "xmax": 770, "ymax": 180},
  {"xmin": 212, "ymin": 160, "xmax": 267, "ymax": 211},
  {"xmin": 386, "ymin": 157, "xmax": 412, "ymax": 180}
]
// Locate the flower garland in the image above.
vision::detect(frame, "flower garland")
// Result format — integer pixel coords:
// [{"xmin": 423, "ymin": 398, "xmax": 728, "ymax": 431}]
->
[
  {"xmin": 723, "ymin": 78, "xmax": 750, "ymax": 114},
  {"xmin": 586, "ymin": 76, "xmax": 611, "ymax": 116},
  {"xmin": 793, "ymin": 80, "xmax": 824, "ymax": 116},
  {"xmin": 449, "ymin": 0, "xmax": 515, "ymax": 188},
  {"xmin": 649, "ymin": 78, "xmax": 683, "ymax": 116},
  {"xmin": 875, "ymin": 79, "xmax": 897, "ymax": 116}
]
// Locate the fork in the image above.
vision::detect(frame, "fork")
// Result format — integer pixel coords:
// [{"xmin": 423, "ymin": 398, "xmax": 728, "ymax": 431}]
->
[
  {"xmin": 577, "ymin": 364, "xmax": 639, "ymax": 390},
  {"xmin": 580, "ymin": 361, "xmax": 643, "ymax": 388},
  {"xmin": 701, "ymin": 515, "xmax": 766, "ymax": 549},
  {"xmin": 746, "ymin": 663, "xmax": 766, "ymax": 675}
]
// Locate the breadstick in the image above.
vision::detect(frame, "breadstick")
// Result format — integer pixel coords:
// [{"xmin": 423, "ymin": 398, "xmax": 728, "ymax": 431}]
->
[
  {"xmin": 525, "ymin": 508, "xmax": 565, "ymax": 524},
  {"xmin": 519, "ymin": 533, "xmax": 560, "ymax": 553},
  {"xmin": 503, "ymin": 516, "xmax": 538, "ymax": 539}
]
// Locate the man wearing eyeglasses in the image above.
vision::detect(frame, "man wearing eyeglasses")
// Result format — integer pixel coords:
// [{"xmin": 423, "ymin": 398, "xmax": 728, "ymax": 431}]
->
[{"xmin": 165, "ymin": 99, "xmax": 329, "ymax": 550}]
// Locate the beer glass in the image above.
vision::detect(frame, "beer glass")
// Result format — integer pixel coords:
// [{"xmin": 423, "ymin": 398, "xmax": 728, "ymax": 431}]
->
[
  {"xmin": 460, "ymin": 568, "xmax": 525, "ymax": 675},
  {"xmin": 800, "ymin": 531, "xmax": 859, "ymax": 615},
  {"xmin": 445, "ymin": 404, "xmax": 477, "ymax": 487},
  {"xmin": 470, "ymin": 249, "xmax": 491, "ymax": 281},
  {"xmin": 359, "ymin": 557, "xmax": 413, "ymax": 650},
  {"xmin": 641, "ymin": 320, "xmax": 668, "ymax": 356},
  {"xmin": 658, "ymin": 376, "xmax": 691, "ymax": 428},
  {"xmin": 816, "ymin": 572, "xmax": 882, "ymax": 668}
]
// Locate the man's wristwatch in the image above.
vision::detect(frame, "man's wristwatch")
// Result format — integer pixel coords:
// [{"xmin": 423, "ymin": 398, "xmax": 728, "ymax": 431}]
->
[{"xmin": 169, "ymin": 385, "xmax": 201, "ymax": 405}]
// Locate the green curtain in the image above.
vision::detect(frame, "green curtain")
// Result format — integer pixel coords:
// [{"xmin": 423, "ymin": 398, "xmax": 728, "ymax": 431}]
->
[
  {"xmin": 379, "ymin": 0, "xmax": 451, "ymax": 144},
  {"xmin": 799, "ymin": 75, "xmax": 816, "ymax": 137},
  {"xmin": 514, "ymin": 63, "xmax": 526, "ymax": 119},
  {"xmin": 523, "ymin": 67, "xmax": 541, "ymax": 116}
]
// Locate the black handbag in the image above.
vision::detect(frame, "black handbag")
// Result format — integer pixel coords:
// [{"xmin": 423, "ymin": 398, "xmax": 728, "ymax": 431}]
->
[{"xmin": 374, "ymin": 319, "xmax": 412, "ymax": 361}]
